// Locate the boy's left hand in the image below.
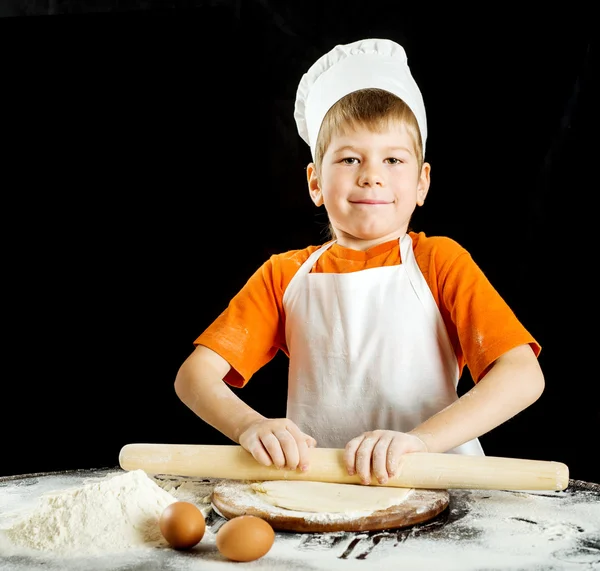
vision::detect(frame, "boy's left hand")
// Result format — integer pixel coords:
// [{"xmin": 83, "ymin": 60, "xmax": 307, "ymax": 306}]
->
[{"xmin": 344, "ymin": 430, "xmax": 428, "ymax": 485}]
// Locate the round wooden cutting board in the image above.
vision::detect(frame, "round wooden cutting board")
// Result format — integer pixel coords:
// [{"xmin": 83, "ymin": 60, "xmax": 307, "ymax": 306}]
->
[{"xmin": 211, "ymin": 480, "xmax": 449, "ymax": 533}]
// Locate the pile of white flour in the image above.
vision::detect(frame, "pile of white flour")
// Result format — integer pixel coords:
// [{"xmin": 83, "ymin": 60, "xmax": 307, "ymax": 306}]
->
[{"xmin": 1, "ymin": 469, "xmax": 178, "ymax": 555}]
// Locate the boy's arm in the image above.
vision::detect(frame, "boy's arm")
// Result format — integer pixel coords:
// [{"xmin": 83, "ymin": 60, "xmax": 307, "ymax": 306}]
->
[
  {"xmin": 174, "ymin": 344, "xmax": 316, "ymax": 470},
  {"xmin": 408, "ymin": 343, "xmax": 544, "ymax": 453},
  {"xmin": 174, "ymin": 344, "xmax": 266, "ymax": 443}
]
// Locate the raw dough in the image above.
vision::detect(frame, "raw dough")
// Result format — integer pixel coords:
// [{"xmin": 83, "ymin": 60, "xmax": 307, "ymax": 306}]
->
[{"xmin": 250, "ymin": 480, "xmax": 414, "ymax": 513}]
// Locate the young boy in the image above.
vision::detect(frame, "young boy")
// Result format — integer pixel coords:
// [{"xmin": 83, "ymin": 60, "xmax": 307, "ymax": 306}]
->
[{"xmin": 174, "ymin": 38, "xmax": 543, "ymax": 486}]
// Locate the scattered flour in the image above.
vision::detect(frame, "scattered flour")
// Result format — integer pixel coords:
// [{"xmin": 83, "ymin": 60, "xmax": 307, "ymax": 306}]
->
[
  {"xmin": 155, "ymin": 476, "xmax": 214, "ymax": 507},
  {"xmin": 1, "ymin": 469, "xmax": 178, "ymax": 556},
  {"xmin": 0, "ymin": 469, "xmax": 599, "ymax": 570}
]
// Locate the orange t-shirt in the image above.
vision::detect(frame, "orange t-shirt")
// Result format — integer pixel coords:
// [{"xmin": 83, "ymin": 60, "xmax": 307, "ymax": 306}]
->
[{"xmin": 195, "ymin": 231, "xmax": 540, "ymax": 388}]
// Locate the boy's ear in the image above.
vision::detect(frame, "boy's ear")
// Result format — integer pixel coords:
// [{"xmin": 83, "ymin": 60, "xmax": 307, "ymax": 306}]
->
[
  {"xmin": 417, "ymin": 162, "xmax": 431, "ymax": 206},
  {"xmin": 307, "ymin": 163, "xmax": 324, "ymax": 207}
]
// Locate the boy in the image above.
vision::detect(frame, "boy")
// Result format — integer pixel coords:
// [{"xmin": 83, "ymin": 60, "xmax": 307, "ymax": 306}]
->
[{"xmin": 174, "ymin": 38, "xmax": 543, "ymax": 486}]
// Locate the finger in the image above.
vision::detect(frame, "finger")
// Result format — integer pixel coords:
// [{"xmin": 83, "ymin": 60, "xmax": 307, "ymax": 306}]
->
[
  {"xmin": 386, "ymin": 440, "xmax": 405, "ymax": 477},
  {"xmin": 306, "ymin": 436, "xmax": 317, "ymax": 448},
  {"xmin": 372, "ymin": 437, "xmax": 393, "ymax": 484},
  {"xmin": 344, "ymin": 436, "xmax": 363, "ymax": 476},
  {"xmin": 286, "ymin": 425, "xmax": 314, "ymax": 471},
  {"xmin": 386, "ymin": 437, "xmax": 420, "ymax": 476},
  {"xmin": 355, "ymin": 437, "xmax": 376, "ymax": 485},
  {"xmin": 273, "ymin": 430, "xmax": 300, "ymax": 469},
  {"xmin": 246, "ymin": 437, "xmax": 274, "ymax": 467},
  {"xmin": 260, "ymin": 432, "xmax": 286, "ymax": 468},
  {"xmin": 296, "ymin": 435, "xmax": 311, "ymax": 472}
]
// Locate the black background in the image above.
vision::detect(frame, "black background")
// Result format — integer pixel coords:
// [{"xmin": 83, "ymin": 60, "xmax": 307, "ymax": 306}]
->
[{"xmin": 1, "ymin": 2, "xmax": 598, "ymax": 484}]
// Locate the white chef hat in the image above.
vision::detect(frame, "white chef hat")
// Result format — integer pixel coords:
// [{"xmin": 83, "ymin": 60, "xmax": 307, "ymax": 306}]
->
[{"xmin": 294, "ymin": 38, "xmax": 427, "ymax": 160}]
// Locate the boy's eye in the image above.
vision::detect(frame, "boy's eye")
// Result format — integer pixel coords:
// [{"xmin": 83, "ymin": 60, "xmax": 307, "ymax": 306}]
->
[
  {"xmin": 386, "ymin": 157, "xmax": 402, "ymax": 164},
  {"xmin": 341, "ymin": 157, "xmax": 359, "ymax": 165}
]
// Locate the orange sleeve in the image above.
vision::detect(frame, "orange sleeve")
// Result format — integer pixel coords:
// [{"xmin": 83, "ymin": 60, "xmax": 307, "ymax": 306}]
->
[
  {"xmin": 193, "ymin": 248, "xmax": 316, "ymax": 387},
  {"xmin": 413, "ymin": 232, "xmax": 541, "ymax": 383}
]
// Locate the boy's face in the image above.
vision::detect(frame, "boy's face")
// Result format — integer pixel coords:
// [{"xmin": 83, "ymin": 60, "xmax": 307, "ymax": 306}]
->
[{"xmin": 307, "ymin": 121, "xmax": 430, "ymax": 250}]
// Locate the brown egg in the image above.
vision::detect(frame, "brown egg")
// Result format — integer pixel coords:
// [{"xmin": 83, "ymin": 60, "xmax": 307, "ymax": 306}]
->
[
  {"xmin": 159, "ymin": 501, "xmax": 206, "ymax": 549},
  {"xmin": 216, "ymin": 515, "xmax": 275, "ymax": 562}
]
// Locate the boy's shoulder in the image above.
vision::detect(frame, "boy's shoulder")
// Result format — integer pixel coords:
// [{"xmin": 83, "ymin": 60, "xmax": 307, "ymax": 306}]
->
[
  {"xmin": 410, "ymin": 231, "xmax": 468, "ymax": 259},
  {"xmin": 258, "ymin": 244, "xmax": 326, "ymax": 291},
  {"xmin": 268, "ymin": 243, "xmax": 326, "ymax": 268}
]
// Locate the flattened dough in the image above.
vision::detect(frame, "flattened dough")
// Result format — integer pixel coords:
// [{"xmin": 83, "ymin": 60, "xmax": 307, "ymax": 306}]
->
[{"xmin": 250, "ymin": 480, "xmax": 414, "ymax": 513}]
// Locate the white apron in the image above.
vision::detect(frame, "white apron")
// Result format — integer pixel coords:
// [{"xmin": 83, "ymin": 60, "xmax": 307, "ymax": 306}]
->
[{"xmin": 282, "ymin": 233, "xmax": 484, "ymax": 455}]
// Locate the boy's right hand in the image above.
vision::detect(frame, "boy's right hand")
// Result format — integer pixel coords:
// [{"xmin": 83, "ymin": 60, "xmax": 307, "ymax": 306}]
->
[{"xmin": 238, "ymin": 418, "xmax": 317, "ymax": 472}]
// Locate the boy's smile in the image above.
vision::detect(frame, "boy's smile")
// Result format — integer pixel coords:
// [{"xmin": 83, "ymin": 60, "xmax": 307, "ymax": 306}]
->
[
  {"xmin": 307, "ymin": 122, "xmax": 430, "ymax": 251},
  {"xmin": 349, "ymin": 199, "xmax": 393, "ymax": 205}
]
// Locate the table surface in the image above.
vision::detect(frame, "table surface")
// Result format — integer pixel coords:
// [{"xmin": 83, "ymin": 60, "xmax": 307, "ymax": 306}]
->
[{"xmin": 0, "ymin": 467, "xmax": 599, "ymax": 571}]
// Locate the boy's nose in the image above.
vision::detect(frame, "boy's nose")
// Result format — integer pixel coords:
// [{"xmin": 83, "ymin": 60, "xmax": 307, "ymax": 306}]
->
[{"xmin": 358, "ymin": 168, "xmax": 384, "ymax": 186}]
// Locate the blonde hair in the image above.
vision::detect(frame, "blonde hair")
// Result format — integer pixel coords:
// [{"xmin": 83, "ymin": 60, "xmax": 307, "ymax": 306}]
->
[{"xmin": 313, "ymin": 88, "xmax": 424, "ymax": 240}]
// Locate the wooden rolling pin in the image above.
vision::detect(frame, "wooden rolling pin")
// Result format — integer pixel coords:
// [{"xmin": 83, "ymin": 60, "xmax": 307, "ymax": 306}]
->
[{"xmin": 119, "ymin": 443, "xmax": 569, "ymax": 491}]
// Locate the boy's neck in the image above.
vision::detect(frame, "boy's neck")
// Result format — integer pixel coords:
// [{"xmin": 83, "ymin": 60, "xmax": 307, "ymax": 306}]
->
[{"xmin": 334, "ymin": 231, "xmax": 408, "ymax": 252}]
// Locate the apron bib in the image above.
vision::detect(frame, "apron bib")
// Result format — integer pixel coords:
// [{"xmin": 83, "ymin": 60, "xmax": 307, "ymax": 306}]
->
[{"xmin": 282, "ymin": 234, "xmax": 483, "ymax": 455}]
